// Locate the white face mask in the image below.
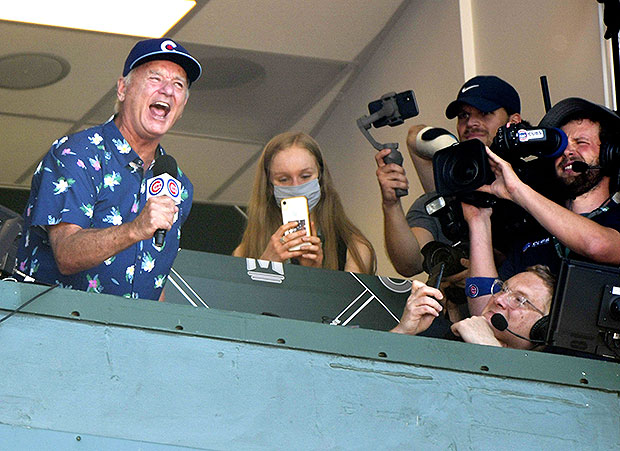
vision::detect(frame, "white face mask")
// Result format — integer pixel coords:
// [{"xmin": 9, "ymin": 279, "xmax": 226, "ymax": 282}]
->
[{"xmin": 273, "ymin": 178, "xmax": 321, "ymax": 211}]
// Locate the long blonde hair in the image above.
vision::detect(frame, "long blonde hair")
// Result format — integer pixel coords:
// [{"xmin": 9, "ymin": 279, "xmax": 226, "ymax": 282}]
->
[{"xmin": 236, "ymin": 132, "xmax": 376, "ymax": 274}]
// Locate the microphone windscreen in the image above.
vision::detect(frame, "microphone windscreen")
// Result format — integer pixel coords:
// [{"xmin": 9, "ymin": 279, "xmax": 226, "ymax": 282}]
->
[
  {"xmin": 491, "ymin": 313, "xmax": 508, "ymax": 331},
  {"xmin": 415, "ymin": 126, "xmax": 458, "ymax": 159},
  {"xmin": 153, "ymin": 154, "xmax": 178, "ymax": 178},
  {"xmin": 547, "ymin": 127, "xmax": 568, "ymax": 158},
  {"xmin": 570, "ymin": 161, "xmax": 590, "ymax": 173}
]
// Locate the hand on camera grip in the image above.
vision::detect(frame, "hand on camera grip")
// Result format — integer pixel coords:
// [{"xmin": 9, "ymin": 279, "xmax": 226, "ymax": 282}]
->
[{"xmin": 383, "ymin": 149, "xmax": 408, "ymax": 197}]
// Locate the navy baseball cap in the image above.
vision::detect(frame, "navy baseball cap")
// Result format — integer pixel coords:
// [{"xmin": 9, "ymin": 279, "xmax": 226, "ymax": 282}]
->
[
  {"xmin": 445, "ymin": 75, "xmax": 520, "ymax": 119},
  {"xmin": 123, "ymin": 38, "xmax": 202, "ymax": 86},
  {"xmin": 538, "ymin": 97, "xmax": 620, "ymax": 129}
]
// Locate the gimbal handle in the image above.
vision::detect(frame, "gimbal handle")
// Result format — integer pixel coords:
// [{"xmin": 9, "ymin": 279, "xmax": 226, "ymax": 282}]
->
[{"xmin": 356, "ymin": 116, "xmax": 408, "ymax": 197}]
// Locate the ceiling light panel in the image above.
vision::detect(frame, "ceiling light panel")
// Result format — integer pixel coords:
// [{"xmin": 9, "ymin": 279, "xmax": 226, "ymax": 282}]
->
[{"xmin": 1, "ymin": 0, "xmax": 195, "ymax": 38}]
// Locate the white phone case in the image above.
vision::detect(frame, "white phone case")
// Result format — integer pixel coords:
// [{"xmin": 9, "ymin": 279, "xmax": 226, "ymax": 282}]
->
[{"xmin": 281, "ymin": 196, "xmax": 311, "ymax": 251}]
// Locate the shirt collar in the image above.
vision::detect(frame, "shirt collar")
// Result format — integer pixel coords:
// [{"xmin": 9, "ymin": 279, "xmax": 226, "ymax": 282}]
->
[{"xmin": 102, "ymin": 119, "xmax": 167, "ymax": 172}]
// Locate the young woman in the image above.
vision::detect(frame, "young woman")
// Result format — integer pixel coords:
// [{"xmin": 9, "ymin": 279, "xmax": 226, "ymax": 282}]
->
[{"xmin": 233, "ymin": 132, "xmax": 376, "ymax": 274}]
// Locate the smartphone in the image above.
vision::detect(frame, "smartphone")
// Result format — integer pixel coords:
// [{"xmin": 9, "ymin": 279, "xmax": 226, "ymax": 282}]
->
[
  {"xmin": 368, "ymin": 90, "xmax": 419, "ymax": 128},
  {"xmin": 280, "ymin": 196, "xmax": 312, "ymax": 251}
]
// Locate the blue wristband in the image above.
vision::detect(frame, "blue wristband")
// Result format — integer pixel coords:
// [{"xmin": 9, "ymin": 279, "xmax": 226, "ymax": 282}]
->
[{"xmin": 465, "ymin": 277, "xmax": 496, "ymax": 298}]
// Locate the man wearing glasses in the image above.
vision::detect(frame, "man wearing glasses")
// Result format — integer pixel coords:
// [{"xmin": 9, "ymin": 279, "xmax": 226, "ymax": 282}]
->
[{"xmin": 391, "ymin": 265, "xmax": 554, "ymax": 350}]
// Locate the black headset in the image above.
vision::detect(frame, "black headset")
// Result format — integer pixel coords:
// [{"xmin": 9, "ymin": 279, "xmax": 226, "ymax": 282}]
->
[
  {"xmin": 599, "ymin": 133, "xmax": 620, "ymax": 172},
  {"xmin": 599, "ymin": 130, "xmax": 620, "ymax": 193},
  {"xmin": 529, "ymin": 314, "xmax": 550, "ymax": 343}
]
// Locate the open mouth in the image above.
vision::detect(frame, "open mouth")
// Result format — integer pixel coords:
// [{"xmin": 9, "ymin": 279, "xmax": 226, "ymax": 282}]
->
[
  {"xmin": 150, "ymin": 101, "xmax": 171, "ymax": 118},
  {"xmin": 558, "ymin": 155, "xmax": 579, "ymax": 173},
  {"xmin": 562, "ymin": 160, "xmax": 581, "ymax": 173}
]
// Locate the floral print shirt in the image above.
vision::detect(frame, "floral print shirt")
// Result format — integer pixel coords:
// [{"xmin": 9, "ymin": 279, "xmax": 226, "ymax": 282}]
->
[{"xmin": 16, "ymin": 119, "xmax": 193, "ymax": 300}]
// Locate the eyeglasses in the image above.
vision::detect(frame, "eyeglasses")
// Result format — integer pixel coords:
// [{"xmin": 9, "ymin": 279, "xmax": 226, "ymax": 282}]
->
[{"xmin": 490, "ymin": 279, "xmax": 545, "ymax": 316}]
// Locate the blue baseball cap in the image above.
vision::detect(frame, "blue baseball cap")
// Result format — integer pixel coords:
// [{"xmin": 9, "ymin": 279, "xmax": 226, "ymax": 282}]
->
[
  {"xmin": 123, "ymin": 38, "xmax": 202, "ymax": 86},
  {"xmin": 445, "ymin": 75, "xmax": 520, "ymax": 119}
]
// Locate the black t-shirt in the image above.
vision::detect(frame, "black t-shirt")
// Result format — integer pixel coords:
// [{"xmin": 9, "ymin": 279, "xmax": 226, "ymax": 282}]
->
[{"xmin": 499, "ymin": 199, "xmax": 620, "ymax": 279}]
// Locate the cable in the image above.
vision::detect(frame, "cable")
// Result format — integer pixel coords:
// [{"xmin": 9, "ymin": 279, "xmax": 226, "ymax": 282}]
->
[
  {"xmin": 603, "ymin": 331, "xmax": 620, "ymax": 360},
  {"xmin": 0, "ymin": 283, "xmax": 59, "ymax": 324}
]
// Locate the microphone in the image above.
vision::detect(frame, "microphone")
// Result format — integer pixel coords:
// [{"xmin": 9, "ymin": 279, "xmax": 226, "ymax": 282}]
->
[
  {"xmin": 490, "ymin": 313, "xmax": 545, "ymax": 344},
  {"xmin": 414, "ymin": 126, "xmax": 459, "ymax": 159},
  {"xmin": 570, "ymin": 161, "xmax": 603, "ymax": 173},
  {"xmin": 147, "ymin": 155, "xmax": 181, "ymax": 247}
]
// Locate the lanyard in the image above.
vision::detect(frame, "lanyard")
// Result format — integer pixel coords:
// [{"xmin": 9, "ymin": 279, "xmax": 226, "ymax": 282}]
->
[{"xmin": 553, "ymin": 198, "xmax": 613, "ymax": 259}]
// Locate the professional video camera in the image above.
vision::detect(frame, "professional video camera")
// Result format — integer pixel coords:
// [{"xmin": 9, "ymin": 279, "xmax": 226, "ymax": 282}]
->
[
  {"xmin": 433, "ymin": 123, "xmax": 567, "ymax": 198},
  {"xmin": 425, "ymin": 123, "xmax": 568, "ymax": 250}
]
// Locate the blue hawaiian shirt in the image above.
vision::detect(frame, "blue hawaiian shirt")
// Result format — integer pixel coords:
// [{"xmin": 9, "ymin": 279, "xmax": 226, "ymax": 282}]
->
[{"xmin": 15, "ymin": 118, "xmax": 193, "ymax": 300}]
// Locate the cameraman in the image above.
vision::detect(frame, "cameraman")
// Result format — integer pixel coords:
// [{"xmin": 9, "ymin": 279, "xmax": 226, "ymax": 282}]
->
[
  {"xmin": 375, "ymin": 75, "xmax": 522, "ymax": 277},
  {"xmin": 464, "ymin": 98, "xmax": 620, "ymax": 316}
]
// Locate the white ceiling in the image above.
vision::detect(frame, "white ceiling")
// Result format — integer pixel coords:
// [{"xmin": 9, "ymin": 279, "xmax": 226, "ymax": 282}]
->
[{"xmin": 0, "ymin": 0, "xmax": 405, "ymax": 203}]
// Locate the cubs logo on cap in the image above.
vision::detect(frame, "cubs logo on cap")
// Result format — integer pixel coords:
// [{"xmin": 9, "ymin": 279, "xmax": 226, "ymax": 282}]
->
[
  {"xmin": 161, "ymin": 40, "xmax": 177, "ymax": 51},
  {"xmin": 123, "ymin": 37, "xmax": 202, "ymax": 86}
]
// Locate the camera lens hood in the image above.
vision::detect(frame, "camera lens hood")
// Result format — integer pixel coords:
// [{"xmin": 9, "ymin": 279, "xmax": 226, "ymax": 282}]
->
[{"xmin": 433, "ymin": 139, "xmax": 493, "ymax": 196}]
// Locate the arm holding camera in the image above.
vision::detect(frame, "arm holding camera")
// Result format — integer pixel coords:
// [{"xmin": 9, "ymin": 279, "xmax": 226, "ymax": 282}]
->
[
  {"xmin": 461, "ymin": 201, "xmax": 497, "ymax": 316},
  {"xmin": 375, "ymin": 149, "xmax": 431, "ymax": 276},
  {"xmin": 479, "ymin": 147, "xmax": 620, "ymax": 265}
]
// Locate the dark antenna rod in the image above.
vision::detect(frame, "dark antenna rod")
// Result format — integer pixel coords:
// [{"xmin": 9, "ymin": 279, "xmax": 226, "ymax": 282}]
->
[
  {"xmin": 597, "ymin": 0, "xmax": 620, "ymax": 111},
  {"xmin": 540, "ymin": 75, "xmax": 552, "ymax": 113}
]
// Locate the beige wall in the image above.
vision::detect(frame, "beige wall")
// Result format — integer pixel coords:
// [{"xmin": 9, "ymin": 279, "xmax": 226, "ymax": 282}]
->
[{"xmin": 315, "ymin": 0, "xmax": 608, "ymax": 278}]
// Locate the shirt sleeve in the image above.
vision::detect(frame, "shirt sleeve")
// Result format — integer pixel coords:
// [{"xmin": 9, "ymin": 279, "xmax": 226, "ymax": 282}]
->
[
  {"xmin": 28, "ymin": 136, "xmax": 101, "ymax": 229},
  {"xmin": 405, "ymin": 193, "xmax": 443, "ymax": 241}
]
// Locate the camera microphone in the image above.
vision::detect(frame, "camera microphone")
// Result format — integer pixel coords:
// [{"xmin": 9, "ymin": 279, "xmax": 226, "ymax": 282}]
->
[
  {"xmin": 414, "ymin": 126, "xmax": 458, "ymax": 159},
  {"xmin": 491, "ymin": 313, "xmax": 545, "ymax": 344},
  {"xmin": 570, "ymin": 161, "xmax": 603, "ymax": 173}
]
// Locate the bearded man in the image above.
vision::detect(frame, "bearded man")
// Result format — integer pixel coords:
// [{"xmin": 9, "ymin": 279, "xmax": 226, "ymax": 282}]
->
[{"xmin": 462, "ymin": 97, "xmax": 620, "ymax": 315}]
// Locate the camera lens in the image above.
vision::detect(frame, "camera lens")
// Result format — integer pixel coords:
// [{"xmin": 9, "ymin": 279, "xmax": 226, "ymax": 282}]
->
[
  {"xmin": 433, "ymin": 139, "xmax": 490, "ymax": 196},
  {"xmin": 448, "ymin": 158, "xmax": 480, "ymax": 187}
]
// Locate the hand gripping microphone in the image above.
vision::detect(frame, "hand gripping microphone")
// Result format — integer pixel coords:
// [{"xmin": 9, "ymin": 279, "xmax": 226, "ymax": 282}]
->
[
  {"xmin": 147, "ymin": 154, "xmax": 181, "ymax": 247},
  {"xmin": 490, "ymin": 313, "xmax": 545, "ymax": 345}
]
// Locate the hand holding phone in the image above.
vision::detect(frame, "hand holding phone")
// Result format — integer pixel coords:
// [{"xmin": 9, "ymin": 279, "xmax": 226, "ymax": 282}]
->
[{"xmin": 280, "ymin": 196, "xmax": 312, "ymax": 251}]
